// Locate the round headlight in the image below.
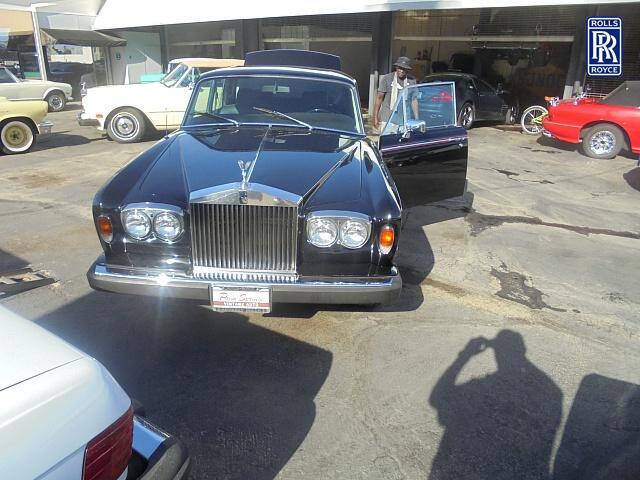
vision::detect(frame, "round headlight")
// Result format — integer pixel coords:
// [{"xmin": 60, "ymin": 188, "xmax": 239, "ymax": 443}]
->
[
  {"xmin": 153, "ymin": 211, "xmax": 183, "ymax": 241},
  {"xmin": 339, "ymin": 220, "xmax": 370, "ymax": 249},
  {"xmin": 122, "ymin": 209, "xmax": 151, "ymax": 239},
  {"xmin": 307, "ymin": 217, "xmax": 338, "ymax": 247}
]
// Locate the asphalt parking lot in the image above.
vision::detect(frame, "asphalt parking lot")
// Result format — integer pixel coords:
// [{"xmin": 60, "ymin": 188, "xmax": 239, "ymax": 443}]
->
[{"xmin": 2, "ymin": 106, "xmax": 640, "ymax": 479}]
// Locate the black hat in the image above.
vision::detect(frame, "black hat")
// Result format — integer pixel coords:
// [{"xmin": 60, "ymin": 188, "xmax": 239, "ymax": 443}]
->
[{"xmin": 393, "ymin": 56, "xmax": 412, "ymax": 70}]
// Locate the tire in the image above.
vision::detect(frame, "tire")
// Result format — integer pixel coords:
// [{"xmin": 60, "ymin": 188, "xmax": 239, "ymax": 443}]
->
[
  {"xmin": 0, "ymin": 119, "xmax": 35, "ymax": 154},
  {"xmin": 458, "ymin": 103, "xmax": 474, "ymax": 130},
  {"xmin": 107, "ymin": 108, "xmax": 147, "ymax": 143},
  {"xmin": 505, "ymin": 106, "xmax": 517, "ymax": 125},
  {"xmin": 520, "ymin": 105, "xmax": 548, "ymax": 135},
  {"xmin": 581, "ymin": 123, "xmax": 624, "ymax": 159},
  {"xmin": 46, "ymin": 91, "xmax": 66, "ymax": 112}
]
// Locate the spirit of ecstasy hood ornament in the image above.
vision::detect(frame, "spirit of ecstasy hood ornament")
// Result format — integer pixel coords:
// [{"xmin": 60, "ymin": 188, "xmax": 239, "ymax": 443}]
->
[{"xmin": 238, "ymin": 160, "xmax": 252, "ymax": 190}]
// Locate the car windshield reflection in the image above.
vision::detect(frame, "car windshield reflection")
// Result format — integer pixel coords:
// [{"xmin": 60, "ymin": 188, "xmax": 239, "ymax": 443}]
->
[
  {"xmin": 184, "ymin": 75, "xmax": 364, "ymax": 134},
  {"xmin": 161, "ymin": 63, "xmax": 188, "ymax": 87}
]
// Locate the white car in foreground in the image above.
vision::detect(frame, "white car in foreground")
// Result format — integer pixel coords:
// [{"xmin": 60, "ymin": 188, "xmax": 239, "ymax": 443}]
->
[
  {"xmin": 78, "ymin": 58, "xmax": 243, "ymax": 143},
  {"xmin": 0, "ymin": 306, "xmax": 190, "ymax": 480}
]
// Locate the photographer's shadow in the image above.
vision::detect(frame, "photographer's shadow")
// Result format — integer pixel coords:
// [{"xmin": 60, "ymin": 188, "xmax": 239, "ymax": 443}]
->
[{"xmin": 429, "ymin": 330, "xmax": 562, "ymax": 480}]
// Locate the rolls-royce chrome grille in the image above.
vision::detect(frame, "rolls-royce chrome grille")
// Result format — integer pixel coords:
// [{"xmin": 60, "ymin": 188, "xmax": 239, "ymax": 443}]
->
[{"xmin": 190, "ymin": 203, "xmax": 299, "ymax": 280}]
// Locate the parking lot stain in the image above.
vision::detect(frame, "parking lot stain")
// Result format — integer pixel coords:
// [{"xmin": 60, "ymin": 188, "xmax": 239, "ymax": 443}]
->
[
  {"xmin": 603, "ymin": 292, "xmax": 626, "ymax": 303},
  {"xmin": 494, "ymin": 168, "xmax": 520, "ymax": 179},
  {"xmin": 491, "ymin": 265, "xmax": 566, "ymax": 312},
  {"xmin": 519, "ymin": 146, "xmax": 562, "ymax": 155},
  {"xmin": 464, "ymin": 209, "xmax": 640, "ymax": 240}
]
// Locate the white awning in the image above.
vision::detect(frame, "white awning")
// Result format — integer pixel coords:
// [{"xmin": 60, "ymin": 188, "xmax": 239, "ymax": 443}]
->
[{"xmin": 93, "ymin": 0, "xmax": 640, "ymax": 30}]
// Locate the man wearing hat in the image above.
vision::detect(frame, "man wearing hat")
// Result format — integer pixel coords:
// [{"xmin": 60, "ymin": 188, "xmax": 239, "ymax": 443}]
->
[{"xmin": 373, "ymin": 56, "xmax": 419, "ymax": 131}]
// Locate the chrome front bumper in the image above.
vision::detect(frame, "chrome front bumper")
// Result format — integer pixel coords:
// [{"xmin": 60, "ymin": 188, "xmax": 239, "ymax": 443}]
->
[
  {"xmin": 37, "ymin": 120, "xmax": 53, "ymax": 135},
  {"xmin": 87, "ymin": 261, "xmax": 402, "ymax": 305}
]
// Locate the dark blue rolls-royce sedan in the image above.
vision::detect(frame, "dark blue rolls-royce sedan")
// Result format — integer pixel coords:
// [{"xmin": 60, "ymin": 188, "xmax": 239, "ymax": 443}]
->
[{"xmin": 87, "ymin": 50, "xmax": 468, "ymax": 313}]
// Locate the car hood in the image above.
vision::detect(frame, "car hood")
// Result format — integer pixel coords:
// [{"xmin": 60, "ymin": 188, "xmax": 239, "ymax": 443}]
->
[
  {"xmin": 0, "ymin": 306, "xmax": 84, "ymax": 391},
  {"xmin": 127, "ymin": 126, "xmax": 363, "ymax": 206}
]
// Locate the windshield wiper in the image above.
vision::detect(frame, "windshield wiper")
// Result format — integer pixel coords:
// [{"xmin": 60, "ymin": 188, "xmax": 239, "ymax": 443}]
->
[
  {"xmin": 190, "ymin": 112, "xmax": 239, "ymax": 127},
  {"xmin": 253, "ymin": 107, "xmax": 312, "ymax": 130}
]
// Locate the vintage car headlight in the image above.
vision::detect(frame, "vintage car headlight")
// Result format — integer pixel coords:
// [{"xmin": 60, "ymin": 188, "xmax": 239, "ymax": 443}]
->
[
  {"xmin": 307, "ymin": 212, "xmax": 371, "ymax": 249},
  {"xmin": 122, "ymin": 209, "xmax": 152, "ymax": 239},
  {"xmin": 153, "ymin": 211, "xmax": 183, "ymax": 241},
  {"xmin": 339, "ymin": 220, "xmax": 370, "ymax": 249},
  {"xmin": 307, "ymin": 217, "xmax": 338, "ymax": 247}
]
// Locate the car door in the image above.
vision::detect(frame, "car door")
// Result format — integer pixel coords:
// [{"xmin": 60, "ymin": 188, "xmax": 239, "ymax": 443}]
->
[
  {"xmin": 379, "ymin": 82, "xmax": 468, "ymax": 208},
  {"xmin": 0, "ymin": 68, "xmax": 23, "ymax": 100},
  {"xmin": 474, "ymin": 78, "xmax": 503, "ymax": 120},
  {"xmin": 162, "ymin": 67, "xmax": 197, "ymax": 128}
]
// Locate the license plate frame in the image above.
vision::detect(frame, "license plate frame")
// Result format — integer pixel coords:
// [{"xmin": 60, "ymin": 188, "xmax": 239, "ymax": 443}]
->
[{"xmin": 209, "ymin": 285, "xmax": 272, "ymax": 313}]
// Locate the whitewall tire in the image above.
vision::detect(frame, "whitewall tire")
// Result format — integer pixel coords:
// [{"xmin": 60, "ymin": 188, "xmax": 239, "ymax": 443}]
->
[{"xmin": 1, "ymin": 120, "xmax": 35, "ymax": 154}]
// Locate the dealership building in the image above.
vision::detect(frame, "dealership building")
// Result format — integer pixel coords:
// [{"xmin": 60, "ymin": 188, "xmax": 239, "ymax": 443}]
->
[{"xmin": 1, "ymin": 0, "xmax": 639, "ymax": 111}]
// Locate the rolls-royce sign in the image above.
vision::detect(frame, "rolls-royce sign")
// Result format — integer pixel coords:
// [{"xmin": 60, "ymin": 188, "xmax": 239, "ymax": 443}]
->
[{"xmin": 587, "ymin": 17, "xmax": 623, "ymax": 77}]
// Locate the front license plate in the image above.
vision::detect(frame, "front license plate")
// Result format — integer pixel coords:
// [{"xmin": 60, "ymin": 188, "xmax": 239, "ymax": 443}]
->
[{"xmin": 209, "ymin": 286, "xmax": 271, "ymax": 313}]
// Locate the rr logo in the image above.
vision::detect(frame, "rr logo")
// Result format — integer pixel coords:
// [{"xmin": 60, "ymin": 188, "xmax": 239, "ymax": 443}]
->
[{"xmin": 587, "ymin": 17, "xmax": 622, "ymax": 77}]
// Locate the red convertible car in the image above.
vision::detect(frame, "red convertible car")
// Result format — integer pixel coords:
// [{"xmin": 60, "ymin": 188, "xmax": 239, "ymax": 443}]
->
[{"xmin": 542, "ymin": 81, "xmax": 640, "ymax": 159}]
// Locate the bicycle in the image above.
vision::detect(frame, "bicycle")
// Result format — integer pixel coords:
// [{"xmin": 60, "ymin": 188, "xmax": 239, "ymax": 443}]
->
[{"xmin": 520, "ymin": 104, "xmax": 549, "ymax": 135}]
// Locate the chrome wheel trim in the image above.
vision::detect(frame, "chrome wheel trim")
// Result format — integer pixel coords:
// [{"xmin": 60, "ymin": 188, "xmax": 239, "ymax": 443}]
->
[
  {"xmin": 589, "ymin": 130, "xmax": 616, "ymax": 156},
  {"xmin": 48, "ymin": 94, "xmax": 63, "ymax": 111},
  {"xmin": 1, "ymin": 120, "xmax": 34, "ymax": 153},
  {"xmin": 460, "ymin": 105, "xmax": 473, "ymax": 127},
  {"xmin": 112, "ymin": 112, "xmax": 139, "ymax": 140}
]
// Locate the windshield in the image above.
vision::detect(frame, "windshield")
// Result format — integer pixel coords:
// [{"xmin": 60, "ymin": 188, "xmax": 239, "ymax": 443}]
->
[
  {"xmin": 184, "ymin": 75, "xmax": 363, "ymax": 134},
  {"xmin": 161, "ymin": 63, "xmax": 188, "ymax": 87}
]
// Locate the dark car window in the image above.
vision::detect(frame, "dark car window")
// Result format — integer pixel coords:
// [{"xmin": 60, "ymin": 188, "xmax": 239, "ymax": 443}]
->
[
  {"xmin": 0, "ymin": 68, "xmax": 17, "ymax": 83},
  {"xmin": 476, "ymin": 79, "xmax": 495, "ymax": 95},
  {"xmin": 185, "ymin": 75, "xmax": 363, "ymax": 134}
]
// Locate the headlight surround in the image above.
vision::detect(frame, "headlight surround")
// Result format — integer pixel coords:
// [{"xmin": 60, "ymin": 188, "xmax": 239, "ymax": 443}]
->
[
  {"xmin": 153, "ymin": 211, "xmax": 183, "ymax": 242},
  {"xmin": 121, "ymin": 204, "xmax": 184, "ymax": 242},
  {"xmin": 307, "ymin": 211, "xmax": 371, "ymax": 249},
  {"xmin": 122, "ymin": 209, "xmax": 151, "ymax": 240}
]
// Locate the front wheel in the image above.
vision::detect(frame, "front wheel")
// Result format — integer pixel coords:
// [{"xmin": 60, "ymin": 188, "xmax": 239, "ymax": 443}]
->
[
  {"xmin": 520, "ymin": 105, "xmax": 548, "ymax": 135},
  {"xmin": 1, "ymin": 119, "xmax": 35, "ymax": 154},
  {"xmin": 107, "ymin": 108, "xmax": 147, "ymax": 143},
  {"xmin": 46, "ymin": 91, "xmax": 66, "ymax": 112},
  {"xmin": 581, "ymin": 124, "xmax": 624, "ymax": 159},
  {"xmin": 458, "ymin": 103, "xmax": 474, "ymax": 130}
]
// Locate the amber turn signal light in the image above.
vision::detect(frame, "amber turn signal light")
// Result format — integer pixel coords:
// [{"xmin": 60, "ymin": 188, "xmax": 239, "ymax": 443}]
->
[
  {"xmin": 379, "ymin": 225, "xmax": 395, "ymax": 254},
  {"xmin": 97, "ymin": 215, "xmax": 113, "ymax": 243}
]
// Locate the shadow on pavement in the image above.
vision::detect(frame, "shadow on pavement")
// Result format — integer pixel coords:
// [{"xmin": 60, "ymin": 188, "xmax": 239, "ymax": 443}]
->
[
  {"xmin": 623, "ymin": 166, "xmax": 640, "ymax": 192},
  {"xmin": 34, "ymin": 133, "xmax": 103, "ymax": 150},
  {"xmin": 428, "ymin": 330, "xmax": 562, "ymax": 480},
  {"xmin": 0, "ymin": 247, "xmax": 30, "ymax": 272},
  {"xmin": 536, "ymin": 135, "xmax": 638, "ymax": 160},
  {"xmin": 428, "ymin": 329, "xmax": 640, "ymax": 480},
  {"xmin": 35, "ymin": 291, "xmax": 332, "ymax": 480}
]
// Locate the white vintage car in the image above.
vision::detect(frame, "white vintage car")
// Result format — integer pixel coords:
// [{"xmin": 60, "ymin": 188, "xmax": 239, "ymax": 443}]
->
[
  {"xmin": 0, "ymin": 306, "xmax": 190, "ymax": 479},
  {"xmin": 78, "ymin": 58, "xmax": 244, "ymax": 143},
  {"xmin": 0, "ymin": 67, "xmax": 73, "ymax": 112}
]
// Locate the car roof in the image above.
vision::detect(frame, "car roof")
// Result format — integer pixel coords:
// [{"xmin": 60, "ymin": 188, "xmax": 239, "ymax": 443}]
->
[
  {"xmin": 200, "ymin": 65, "xmax": 357, "ymax": 85},
  {"xmin": 180, "ymin": 58, "xmax": 245, "ymax": 68}
]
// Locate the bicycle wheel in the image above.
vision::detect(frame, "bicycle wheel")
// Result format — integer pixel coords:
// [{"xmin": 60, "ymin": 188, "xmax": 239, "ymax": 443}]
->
[{"xmin": 520, "ymin": 105, "xmax": 548, "ymax": 135}]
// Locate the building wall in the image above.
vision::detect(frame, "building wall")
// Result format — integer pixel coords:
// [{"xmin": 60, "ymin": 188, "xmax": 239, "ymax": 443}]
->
[{"xmin": 110, "ymin": 31, "xmax": 162, "ymax": 84}]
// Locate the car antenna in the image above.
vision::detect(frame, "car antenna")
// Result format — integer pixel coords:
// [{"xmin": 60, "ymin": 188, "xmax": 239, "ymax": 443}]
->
[{"xmin": 164, "ymin": 113, "xmax": 169, "ymax": 139}]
